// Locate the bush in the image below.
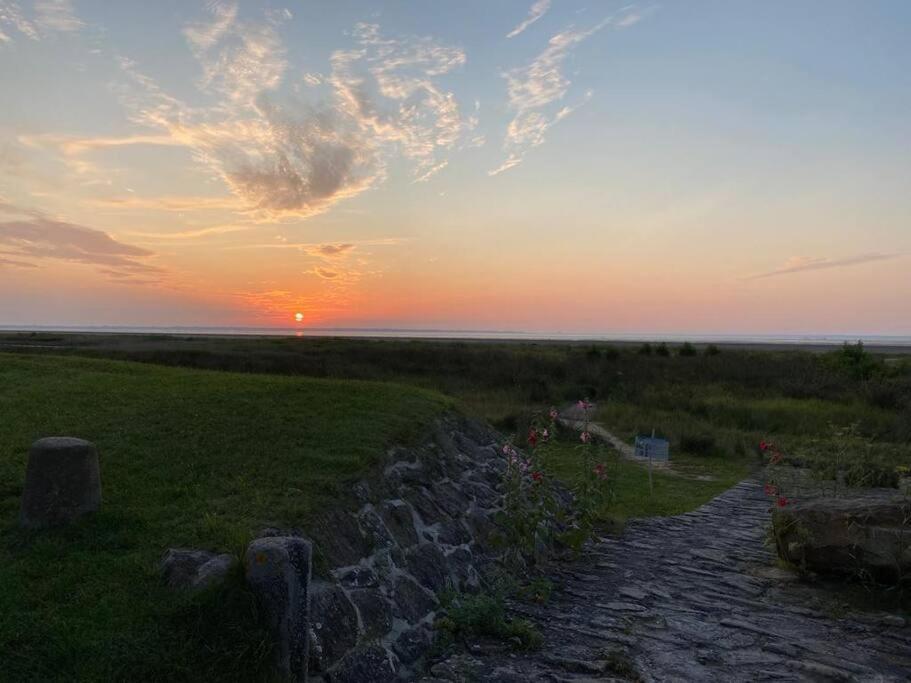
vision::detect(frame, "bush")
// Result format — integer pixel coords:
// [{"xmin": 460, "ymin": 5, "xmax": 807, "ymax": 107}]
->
[
  {"xmin": 704, "ymin": 344, "xmax": 721, "ymax": 356},
  {"xmin": 637, "ymin": 343, "xmax": 653, "ymax": 356},
  {"xmin": 679, "ymin": 432, "xmax": 718, "ymax": 456},
  {"xmin": 435, "ymin": 593, "xmax": 542, "ymax": 650},
  {"xmin": 678, "ymin": 342, "xmax": 698, "ymax": 357},
  {"xmin": 655, "ymin": 343, "xmax": 670, "ymax": 357}
]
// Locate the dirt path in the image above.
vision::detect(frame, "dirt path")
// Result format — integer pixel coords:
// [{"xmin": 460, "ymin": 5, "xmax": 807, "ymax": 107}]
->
[
  {"xmin": 557, "ymin": 404, "xmax": 669, "ymax": 469},
  {"xmin": 424, "ymin": 480, "xmax": 911, "ymax": 682}
]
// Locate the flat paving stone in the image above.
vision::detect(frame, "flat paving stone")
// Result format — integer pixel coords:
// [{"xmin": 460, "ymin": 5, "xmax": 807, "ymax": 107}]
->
[{"xmin": 420, "ymin": 480, "xmax": 911, "ymax": 681}]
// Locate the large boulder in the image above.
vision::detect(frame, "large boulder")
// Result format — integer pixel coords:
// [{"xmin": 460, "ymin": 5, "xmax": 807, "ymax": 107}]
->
[
  {"xmin": 160, "ymin": 548, "xmax": 236, "ymax": 590},
  {"xmin": 20, "ymin": 437, "xmax": 101, "ymax": 528},
  {"xmin": 773, "ymin": 489, "xmax": 911, "ymax": 580}
]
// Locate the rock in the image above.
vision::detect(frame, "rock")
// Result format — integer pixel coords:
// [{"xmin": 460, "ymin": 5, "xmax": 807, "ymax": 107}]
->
[
  {"xmin": 160, "ymin": 548, "xmax": 236, "ymax": 590},
  {"xmin": 463, "ymin": 480, "xmax": 499, "ymax": 508},
  {"xmin": 773, "ymin": 490, "xmax": 911, "ymax": 580},
  {"xmin": 328, "ymin": 644, "xmax": 397, "ymax": 682},
  {"xmin": 403, "ymin": 487, "xmax": 447, "ymax": 527},
  {"xmin": 432, "ymin": 480, "xmax": 470, "ymax": 517},
  {"xmin": 335, "ymin": 565, "xmax": 379, "ymax": 589},
  {"xmin": 244, "ymin": 536, "xmax": 312, "ymax": 682},
  {"xmin": 392, "ymin": 625, "xmax": 431, "ymax": 665},
  {"xmin": 310, "ymin": 509, "xmax": 370, "ymax": 567},
  {"xmin": 19, "ymin": 437, "xmax": 101, "ymax": 528},
  {"xmin": 195, "ymin": 553, "xmax": 236, "ymax": 588},
  {"xmin": 358, "ymin": 508, "xmax": 395, "ymax": 549},
  {"xmin": 379, "ymin": 499, "xmax": 419, "ymax": 548},
  {"xmin": 444, "ymin": 547, "xmax": 477, "ymax": 591},
  {"xmin": 348, "ymin": 588, "xmax": 392, "ymax": 638},
  {"xmin": 405, "ymin": 543, "xmax": 450, "ymax": 593},
  {"xmin": 309, "ymin": 582, "xmax": 359, "ymax": 671},
  {"xmin": 436, "ymin": 519, "xmax": 471, "ymax": 546},
  {"xmin": 393, "ymin": 575, "xmax": 437, "ymax": 623}
]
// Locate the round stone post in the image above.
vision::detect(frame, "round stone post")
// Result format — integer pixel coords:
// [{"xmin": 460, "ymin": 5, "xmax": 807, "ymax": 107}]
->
[
  {"xmin": 245, "ymin": 536, "xmax": 312, "ymax": 682},
  {"xmin": 19, "ymin": 437, "xmax": 102, "ymax": 528}
]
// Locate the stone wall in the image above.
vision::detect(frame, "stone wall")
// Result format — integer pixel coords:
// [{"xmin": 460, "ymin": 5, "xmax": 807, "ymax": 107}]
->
[{"xmin": 286, "ymin": 415, "xmax": 509, "ymax": 681}]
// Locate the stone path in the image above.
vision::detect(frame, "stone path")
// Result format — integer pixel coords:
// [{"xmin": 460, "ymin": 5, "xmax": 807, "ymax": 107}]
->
[{"xmin": 425, "ymin": 480, "xmax": 911, "ymax": 682}]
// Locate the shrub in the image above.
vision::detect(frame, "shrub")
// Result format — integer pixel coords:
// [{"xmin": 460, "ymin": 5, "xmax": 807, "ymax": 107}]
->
[
  {"xmin": 655, "ymin": 343, "xmax": 670, "ymax": 357},
  {"xmin": 704, "ymin": 344, "xmax": 721, "ymax": 356},
  {"xmin": 679, "ymin": 432, "xmax": 718, "ymax": 456},
  {"xmin": 637, "ymin": 343, "xmax": 653, "ymax": 356},
  {"xmin": 435, "ymin": 593, "xmax": 542, "ymax": 651},
  {"xmin": 678, "ymin": 342, "xmax": 698, "ymax": 357}
]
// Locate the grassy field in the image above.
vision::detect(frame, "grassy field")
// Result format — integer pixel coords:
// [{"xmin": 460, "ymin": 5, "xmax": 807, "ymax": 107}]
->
[
  {"xmin": 543, "ymin": 437, "xmax": 753, "ymax": 522},
  {"xmin": 1, "ymin": 335, "xmax": 909, "ymax": 678},
  {"xmin": 0, "ymin": 354, "xmax": 449, "ymax": 681}
]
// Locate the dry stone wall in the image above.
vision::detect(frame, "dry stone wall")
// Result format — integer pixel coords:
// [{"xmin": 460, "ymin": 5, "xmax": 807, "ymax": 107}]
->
[{"xmin": 294, "ymin": 415, "xmax": 509, "ymax": 681}]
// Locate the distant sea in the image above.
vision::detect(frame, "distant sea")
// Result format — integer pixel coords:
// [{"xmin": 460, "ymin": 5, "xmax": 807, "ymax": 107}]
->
[{"xmin": 2, "ymin": 326, "xmax": 911, "ymax": 347}]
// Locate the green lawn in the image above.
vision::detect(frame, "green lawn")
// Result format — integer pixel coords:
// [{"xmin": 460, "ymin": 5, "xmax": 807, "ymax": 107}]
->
[
  {"xmin": 0, "ymin": 354, "xmax": 449, "ymax": 681},
  {"xmin": 542, "ymin": 437, "xmax": 754, "ymax": 523}
]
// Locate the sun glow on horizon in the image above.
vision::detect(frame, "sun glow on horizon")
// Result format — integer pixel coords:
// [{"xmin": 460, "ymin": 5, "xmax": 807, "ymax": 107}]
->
[{"xmin": 0, "ymin": 2, "xmax": 909, "ymax": 334}]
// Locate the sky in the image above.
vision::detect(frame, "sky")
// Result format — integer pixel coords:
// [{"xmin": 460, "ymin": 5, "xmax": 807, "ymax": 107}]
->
[{"xmin": 1, "ymin": 0, "xmax": 909, "ymax": 335}]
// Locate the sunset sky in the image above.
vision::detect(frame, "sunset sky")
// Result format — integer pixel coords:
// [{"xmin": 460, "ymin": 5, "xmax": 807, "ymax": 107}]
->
[{"xmin": 1, "ymin": 1, "xmax": 909, "ymax": 334}]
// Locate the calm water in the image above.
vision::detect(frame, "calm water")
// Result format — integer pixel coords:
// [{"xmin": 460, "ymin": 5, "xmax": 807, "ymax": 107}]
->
[{"xmin": 3, "ymin": 325, "xmax": 911, "ymax": 347}]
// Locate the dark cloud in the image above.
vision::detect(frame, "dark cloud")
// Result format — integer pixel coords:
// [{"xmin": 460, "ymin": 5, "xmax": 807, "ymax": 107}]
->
[
  {"xmin": 0, "ymin": 214, "xmax": 162, "ymax": 280},
  {"xmin": 309, "ymin": 243, "xmax": 355, "ymax": 258},
  {"xmin": 746, "ymin": 253, "xmax": 903, "ymax": 281}
]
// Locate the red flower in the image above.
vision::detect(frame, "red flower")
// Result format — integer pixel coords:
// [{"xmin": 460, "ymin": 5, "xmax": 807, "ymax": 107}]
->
[
  {"xmin": 776, "ymin": 496, "xmax": 789, "ymax": 508},
  {"xmin": 593, "ymin": 463, "xmax": 607, "ymax": 480},
  {"xmin": 764, "ymin": 483, "xmax": 778, "ymax": 496},
  {"xmin": 527, "ymin": 428, "xmax": 538, "ymax": 447},
  {"xmin": 759, "ymin": 440, "xmax": 769, "ymax": 452},
  {"xmin": 580, "ymin": 431, "xmax": 592, "ymax": 444},
  {"xmin": 531, "ymin": 471, "xmax": 544, "ymax": 483}
]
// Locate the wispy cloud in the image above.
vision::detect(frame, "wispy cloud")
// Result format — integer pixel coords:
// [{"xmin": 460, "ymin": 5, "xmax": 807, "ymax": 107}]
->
[
  {"xmin": 745, "ymin": 253, "xmax": 904, "ymax": 281},
  {"xmin": 95, "ymin": 9, "xmax": 475, "ymax": 221},
  {"xmin": 0, "ymin": 0, "xmax": 82, "ymax": 43},
  {"xmin": 491, "ymin": 6, "xmax": 646, "ymax": 175},
  {"xmin": 21, "ymin": 133, "xmax": 182, "ymax": 156},
  {"xmin": 0, "ymin": 254, "xmax": 38, "ymax": 268},
  {"xmin": 33, "ymin": 0, "xmax": 83, "ymax": 33},
  {"xmin": 310, "ymin": 266, "xmax": 339, "ymax": 279},
  {"xmin": 84, "ymin": 195, "xmax": 245, "ymax": 212},
  {"xmin": 507, "ymin": 0, "xmax": 551, "ymax": 39},
  {"xmin": 126, "ymin": 224, "xmax": 255, "ymax": 242},
  {"xmin": 231, "ymin": 237, "xmax": 401, "ymax": 251},
  {"xmin": 304, "ymin": 242, "xmax": 356, "ymax": 259},
  {"xmin": 0, "ymin": 200, "xmax": 161, "ymax": 280}
]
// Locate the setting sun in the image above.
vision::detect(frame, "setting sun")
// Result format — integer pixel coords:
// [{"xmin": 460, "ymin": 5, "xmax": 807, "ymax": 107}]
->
[{"xmin": 294, "ymin": 313, "xmax": 304, "ymax": 323}]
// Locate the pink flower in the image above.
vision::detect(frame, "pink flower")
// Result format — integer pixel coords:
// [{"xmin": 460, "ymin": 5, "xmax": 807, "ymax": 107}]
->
[
  {"xmin": 776, "ymin": 496, "xmax": 789, "ymax": 508},
  {"xmin": 577, "ymin": 399, "xmax": 592, "ymax": 412},
  {"xmin": 770, "ymin": 451, "xmax": 783, "ymax": 465},
  {"xmin": 764, "ymin": 483, "xmax": 778, "ymax": 496},
  {"xmin": 580, "ymin": 431, "xmax": 592, "ymax": 444},
  {"xmin": 549, "ymin": 407, "xmax": 559, "ymax": 421}
]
